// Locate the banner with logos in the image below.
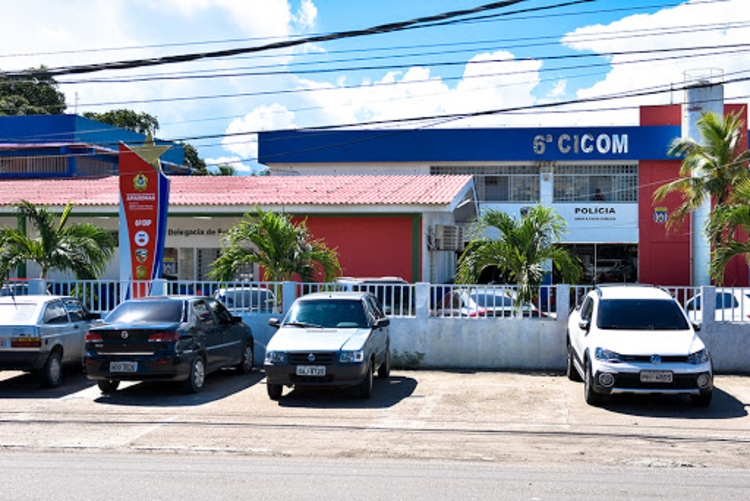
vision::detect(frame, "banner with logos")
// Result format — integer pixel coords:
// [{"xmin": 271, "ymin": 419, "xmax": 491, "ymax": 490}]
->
[{"xmin": 119, "ymin": 141, "xmax": 171, "ymax": 298}]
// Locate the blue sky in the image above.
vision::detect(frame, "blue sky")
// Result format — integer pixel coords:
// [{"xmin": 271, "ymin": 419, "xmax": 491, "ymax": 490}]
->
[{"xmin": 1, "ymin": 0, "xmax": 748, "ymax": 173}]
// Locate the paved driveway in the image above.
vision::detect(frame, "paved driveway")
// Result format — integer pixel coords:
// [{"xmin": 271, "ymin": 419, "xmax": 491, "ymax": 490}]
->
[{"xmin": 0, "ymin": 369, "xmax": 749, "ymax": 468}]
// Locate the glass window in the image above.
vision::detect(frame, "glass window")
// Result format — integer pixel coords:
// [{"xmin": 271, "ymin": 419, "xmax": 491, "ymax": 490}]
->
[
  {"xmin": 0, "ymin": 304, "xmax": 38, "ymax": 324},
  {"xmin": 553, "ymin": 164, "xmax": 637, "ymax": 202},
  {"xmin": 43, "ymin": 301, "xmax": 69, "ymax": 324},
  {"xmin": 285, "ymin": 299, "xmax": 368, "ymax": 328},
  {"xmin": 106, "ymin": 300, "xmax": 184, "ymax": 323},
  {"xmin": 431, "ymin": 165, "xmax": 540, "ymax": 202},
  {"xmin": 193, "ymin": 300, "xmax": 215, "ymax": 326},
  {"xmin": 597, "ymin": 299, "xmax": 689, "ymax": 330}
]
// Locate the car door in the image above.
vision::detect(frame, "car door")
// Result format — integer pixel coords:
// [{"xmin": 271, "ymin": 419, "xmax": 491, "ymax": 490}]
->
[
  {"xmin": 570, "ymin": 295, "xmax": 594, "ymax": 365},
  {"xmin": 40, "ymin": 300, "xmax": 78, "ymax": 363},
  {"xmin": 364, "ymin": 296, "xmax": 389, "ymax": 366},
  {"xmin": 191, "ymin": 299, "xmax": 225, "ymax": 370},
  {"xmin": 208, "ymin": 298, "xmax": 244, "ymax": 366},
  {"xmin": 61, "ymin": 298, "xmax": 91, "ymax": 363}
]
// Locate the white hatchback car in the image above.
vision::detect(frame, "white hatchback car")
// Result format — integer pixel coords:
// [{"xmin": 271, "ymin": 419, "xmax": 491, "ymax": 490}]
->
[
  {"xmin": 567, "ymin": 284, "xmax": 713, "ymax": 406},
  {"xmin": 684, "ymin": 288, "xmax": 750, "ymax": 323}
]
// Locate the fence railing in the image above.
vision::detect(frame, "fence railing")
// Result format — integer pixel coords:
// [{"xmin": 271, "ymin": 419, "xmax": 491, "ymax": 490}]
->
[{"xmin": 12, "ymin": 278, "xmax": 750, "ymax": 323}]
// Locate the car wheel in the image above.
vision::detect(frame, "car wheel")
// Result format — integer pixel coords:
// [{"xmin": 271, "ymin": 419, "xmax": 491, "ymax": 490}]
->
[
  {"xmin": 40, "ymin": 350, "xmax": 63, "ymax": 388},
  {"xmin": 184, "ymin": 355, "xmax": 206, "ymax": 394},
  {"xmin": 97, "ymin": 379, "xmax": 120, "ymax": 393},
  {"xmin": 357, "ymin": 361, "xmax": 374, "ymax": 399},
  {"xmin": 377, "ymin": 348, "xmax": 391, "ymax": 379},
  {"xmin": 267, "ymin": 383, "xmax": 283, "ymax": 401},
  {"xmin": 584, "ymin": 360, "xmax": 602, "ymax": 406},
  {"xmin": 691, "ymin": 390, "xmax": 712, "ymax": 407},
  {"xmin": 236, "ymin": 342, "xmax": 254, "ymax": 375},
  {"xmin": 566, "ymin": 342, "xmax": 581, "ymax": 382}
]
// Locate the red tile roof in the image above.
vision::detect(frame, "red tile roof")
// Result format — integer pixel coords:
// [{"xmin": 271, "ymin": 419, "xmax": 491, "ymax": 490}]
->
[{"xmin": 0, "ymin": 175, "xmax": 473, "ymax": 208}]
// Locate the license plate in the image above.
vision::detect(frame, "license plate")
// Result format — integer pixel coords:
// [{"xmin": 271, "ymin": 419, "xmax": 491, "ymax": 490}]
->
[
  {"xmin": 110, "ymin": 361, "xmax": 137, "ymax": 373},
  {"xmin": 640, "ymin": 370, "xmax": 673, "ymax": 383},
  {"xmin": 296, "ymin": 365, "xmax": 326, "ymax": 376}
]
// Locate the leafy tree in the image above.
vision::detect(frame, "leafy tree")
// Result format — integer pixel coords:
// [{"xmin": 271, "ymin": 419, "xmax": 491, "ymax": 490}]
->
[
  {"xmin": 0, "ymin": 67, "xmax": 66, "ymax": 115},
  {"xmin": 0, "ymin": 200, "xmax": 115, "ymax": 280},
  {"xmin": 82, "ymin": 109, "xmax": 160, "ymax": 135},
  {"xmin": 456, "ymin": 205, "xmax": 581, "ymax": 308},
  {"xmin": 209, "ymin": 208, "xmax": 341, "ymax": 282},
  {"xmin": 707, "ymin": 179, "xmax": 750, "ymax": 284},
  {"xmin": 181, "ymin": 142, "xmax": 207, "ymax": 174},
  {"xmin": 215, "ymin": 164, "xmax": 235, "ymax": 176},
  {"xmin": 654, "ymin": 110, "xmax": 750, "ymax": 233}
]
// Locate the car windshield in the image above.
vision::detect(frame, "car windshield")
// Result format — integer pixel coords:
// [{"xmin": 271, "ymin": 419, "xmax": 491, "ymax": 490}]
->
[
  {"xmin": 470, "ymin": 292, "xmax": 513, "ymax": 308},
  {"xmin": 285, "ymin": 299, "xmax": 367, "ymax": 328},
  {"xmin": 597, "ymin": 299, "xmax": 689, "ymax": 330},
  {"xmin": 0, "ymin": 303, "xmax": 38, "ymax": 324},
  {"xmin": 105, "ymin": 300, "xmax": 184, "ymax": 324}
]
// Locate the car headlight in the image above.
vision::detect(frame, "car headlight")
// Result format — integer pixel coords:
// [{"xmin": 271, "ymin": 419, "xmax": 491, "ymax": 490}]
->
[
  {"xmin": 687, "ymin": 348, "xmax": 710, "ymax": 365},
  {"xmin": 265, "ymin": 351, "xmax": 287, "ymax": 364},
  {"xmin": 595, "ymin": 347, "xmax": 625, "ymax": 363},
  {"xmin": 340, "ymin": 350, "xmax": 364, "ymax": 363}
]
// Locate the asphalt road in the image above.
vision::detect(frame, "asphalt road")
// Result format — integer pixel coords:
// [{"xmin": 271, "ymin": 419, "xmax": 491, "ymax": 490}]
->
[{"xmin": 0, "ymin": 367, "xmax": 750, "ymax": 497}]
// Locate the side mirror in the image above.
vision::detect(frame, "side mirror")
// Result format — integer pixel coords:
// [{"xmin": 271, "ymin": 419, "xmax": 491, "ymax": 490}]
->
[
  {"xmin": 375, "ymin": 317, "xmax": 390, "ymax": 328},
  {"xmin": 268, "ymin": 318, "xmax": 281, "ymax": 328},
  {"xmin": 692, "ymin": 321, "xmax": 701, "ymax": 332},
  {"xmin": 232, "ymin": 315, "xmax": 243, "ymax": 324},
  {"xmin": 88, "ymin": 312, "xmax": 101, "ymax": 320},
  {"xmin": 578, "ymin": 319, "xmax": 590, "ymax": 332}
]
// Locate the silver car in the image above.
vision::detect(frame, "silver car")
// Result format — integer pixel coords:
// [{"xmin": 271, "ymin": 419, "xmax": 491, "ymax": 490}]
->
[{"xmin": 0, "ymin": 295, "xmax": 101, "ymax": 387}]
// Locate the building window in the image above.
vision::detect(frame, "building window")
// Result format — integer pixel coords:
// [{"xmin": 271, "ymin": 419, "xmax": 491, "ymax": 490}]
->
[
  {"xmin": 553, "ymin": 164, "xmax": 637, "ymax": 202},
  {"xmin": 431, "ymin": 165, "xmax": 539, "ymax": 202}
]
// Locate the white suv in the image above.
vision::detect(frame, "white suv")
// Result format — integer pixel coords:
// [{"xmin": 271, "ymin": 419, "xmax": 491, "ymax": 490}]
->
[{"xmin": 567, "ymin": 284, "xmax": 713, "ymax": 406}]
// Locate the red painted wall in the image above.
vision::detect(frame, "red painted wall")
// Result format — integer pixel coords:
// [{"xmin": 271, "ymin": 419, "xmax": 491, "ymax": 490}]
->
[{"xmin": 295, "ymin": 215, "xmax": 418, "ymax": 282}]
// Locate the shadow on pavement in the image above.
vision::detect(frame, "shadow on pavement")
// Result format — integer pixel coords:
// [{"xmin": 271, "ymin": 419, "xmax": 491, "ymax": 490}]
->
[
  {"xmin": 0, "ymin": 368, "xmax": 96, "ymax": 398},
  {"xmin": 276, "ymin": 375, "xmax": 418, "ymax": 409},
  {"xmin": 92, "ymin": 370, "xmax": 264, "ymax": 407},
  {"xmin": 597, "ymin": 386, "xmax": 748, "ymax": 419}
]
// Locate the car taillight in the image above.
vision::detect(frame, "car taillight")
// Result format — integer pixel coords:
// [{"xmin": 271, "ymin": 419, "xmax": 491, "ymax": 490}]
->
[
  {"xmin": 468, "ymin": 308, "xmax": 486, "ymax": 317},
  {"xmin": 148, "ymin": 331, "xmax": 180, "ymax": 342},
  {"xmin": 85, "ymin": 332, "xmax": 103, "ymax": 342},
  {"xmin": 11, "ymin": 337, "xmax": 41, "ymax": 348}
]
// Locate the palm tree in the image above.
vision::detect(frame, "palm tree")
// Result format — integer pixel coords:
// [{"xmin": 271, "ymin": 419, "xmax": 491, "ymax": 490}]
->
[
  {"xmin": 209, "ymin": 208, "xmax": 341, "ymax": 282},
  {"xmin": 653, "ymin": 110, "xmax": 750, "ymax": 233},
  {"xmin": 708, "ymin": 179, "xmax": 750, "ymax": 284},
  {"xmin": 456, "ymin": 205, "xmax": 582, "ymax": 309},
  {"xmin": 0, "ymin": 200, "xmax": 115, "ymax": 280}
]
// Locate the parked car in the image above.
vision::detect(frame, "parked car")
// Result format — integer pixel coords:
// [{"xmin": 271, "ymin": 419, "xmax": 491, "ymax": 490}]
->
[
  {"xmin": 84, "ymin": 296, "xmax": 254, "ymax": 393},
  {"xmin": 0, "ymin": 295, "xmax": 101, "ymax": 387},
  {"xmin": 214, "ymin": 286, "xmax": 277, "ymax": 313},
  {"xmin": 335, "ymin": 276, "xmax": 413, "ymax": 316},
  {"xmin": 684, "ymin": 288, "xmax": 750, "ymax": 323},
  {"xmin": 567, "ymin": 284, "xmax": 713, "ymax": 406},
  {"xmin": 264, "ymin": 291, "xmax": 391, "ymax": 400},
  {"xmin": 433, "ymin": 287, "xmax": 542, "ymax": 317}
]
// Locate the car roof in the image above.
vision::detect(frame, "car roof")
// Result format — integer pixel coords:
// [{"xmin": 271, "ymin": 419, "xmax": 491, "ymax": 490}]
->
[
  {"xmin": 298, "ymin": 291, "xmax": 371, "ymax": 301},
  {"xmin": 0, "ymin": 294, "xmax": 75, "ymax": 304},
  {"xmin": 124, "ymin": 295, "xmax": 206, "ymax": 302},
  {"xmin": 594, "ymin": 284, "xmax": 673, "ymax": 300}
]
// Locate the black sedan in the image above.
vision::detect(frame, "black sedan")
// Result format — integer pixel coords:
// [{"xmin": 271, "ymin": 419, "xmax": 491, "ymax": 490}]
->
[{"xmin": 84, "ymin": 296, "xmax": 254, "ymax": 393}]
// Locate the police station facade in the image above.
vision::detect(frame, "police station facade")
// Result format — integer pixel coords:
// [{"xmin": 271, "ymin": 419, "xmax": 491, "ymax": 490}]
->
[{"xmin": 258, "ymin": 103, "xmax": 750, "ymax": 287}]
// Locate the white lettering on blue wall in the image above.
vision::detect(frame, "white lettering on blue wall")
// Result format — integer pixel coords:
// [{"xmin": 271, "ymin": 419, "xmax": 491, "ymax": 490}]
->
[{"xmin": 533, "ymin": 133, "xmax": 629, "ymax": 156}]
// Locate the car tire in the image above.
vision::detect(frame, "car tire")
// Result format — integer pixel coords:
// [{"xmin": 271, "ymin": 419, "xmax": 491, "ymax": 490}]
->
[
  {"xmin": 97, "ymin": 379, "xmax": 120, "ymax": 393},
  {"xmin": 267, "ymin": 383, "xmax": 283, "ymax": 401},
  {"xmin": 691, "ymin": 390, "xmax": 712, "ymax": 407},
  {"xmin": 584, "ymin": 360, "xmax": 603, "ymax": 406},
  {"xmin": 236, "ymin": 341, "xmax": 254, "ymax": 375},
  {"xmin": 184, "ymin": 355, "xmax": 206, "ymax": 394},
  {"xmin": 377, "ymin": 348, "xmax": 391, "ymax": 379},
  {"xmin": 357, "ymin": 361, "xmax": 374, "ymax": 399},
  {"xmin": 40, "ymin": 350, "xmax": 63, "ymax": 388},
  {"xmin": 566, "ymin": 342, "xmax": 582, "ymax": 382}
]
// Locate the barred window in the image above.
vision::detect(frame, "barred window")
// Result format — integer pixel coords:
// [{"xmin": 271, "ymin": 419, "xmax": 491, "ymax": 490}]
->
[
  {"xmin": 431, "ymin": 165, "xmax": 539, "ymax": 202},
  {"xmin": 553, "ymin": 164, "xmax": 637, "ymax": 202}
]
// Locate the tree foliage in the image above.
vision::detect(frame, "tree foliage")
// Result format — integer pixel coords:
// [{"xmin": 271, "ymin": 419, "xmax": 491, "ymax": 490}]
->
[
  {"xmin": 82, "ymin": 109, "xmax": 160, "ymax": 135},
  {"xmin": 456, "ymin": 205, "xmax": 581, "ymax": 307},
  {"xmin": 654, "ymin": 110, "xmax": 750, "ymax": 232},
  {"xmin": 209, "ymin": 208, "xmax": 341, "ymax": 282},
  {"xmin": 0, "ymin": 200, "xmax": 115, "ymax": 280},
  {"xmin": 708, "ymin": 179, "xmax": 750, "ymax": 284},
  {"xmin": 0, "ymin": 67, "xmax": 66, "ymax": 115}
]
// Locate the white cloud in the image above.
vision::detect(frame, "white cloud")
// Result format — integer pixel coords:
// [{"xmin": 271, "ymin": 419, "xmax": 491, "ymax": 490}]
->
[
  {"xmin": 222, "ymin": 103, "xmax": 297, "ymax": 161},
  {"xmin": 295, "ymin": 0, "xmax": 318, "ymax": 30},
  {"xmin": 204, "ymin": 155, "xmax": 253, "ymax": 174}
]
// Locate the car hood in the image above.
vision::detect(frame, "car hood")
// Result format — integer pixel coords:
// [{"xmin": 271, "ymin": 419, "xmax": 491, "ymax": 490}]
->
[
  {"xmin": 267, "ymin": 327, "xmax": 371, "ymax": 352},
  {"xmin": 592, "ymin": 329, "xmax": 705, "ymax": 356}
]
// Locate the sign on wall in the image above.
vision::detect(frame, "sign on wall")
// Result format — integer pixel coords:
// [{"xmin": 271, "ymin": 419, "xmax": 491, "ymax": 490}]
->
[{"xmin": 119, "ymin": 137, "xmax": 171, "ymax": 298}]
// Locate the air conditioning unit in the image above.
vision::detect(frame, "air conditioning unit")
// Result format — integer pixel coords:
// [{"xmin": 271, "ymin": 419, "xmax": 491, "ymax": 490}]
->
[{"xmin": 435, "ymin": 224, "xmax": 464, "ymax": 251}]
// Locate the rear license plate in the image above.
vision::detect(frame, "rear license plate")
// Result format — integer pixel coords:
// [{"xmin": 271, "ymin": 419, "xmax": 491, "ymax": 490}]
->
[
  {"xmin": 296, "ymin": 365, "xmax": 326, "ymax": 376},
  {"xmin": 110, "ymin": 361, "xmax": 137, "ymax": 373},
  {"xmin": 640, "ymin": 370, "xmax": 673, "ymax": 383}
]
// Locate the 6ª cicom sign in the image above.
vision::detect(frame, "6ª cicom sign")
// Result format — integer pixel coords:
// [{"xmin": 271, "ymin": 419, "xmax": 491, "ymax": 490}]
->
[{"xmin": 533, "ymin": 133, "xmax": 629, "ymax": 156}]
